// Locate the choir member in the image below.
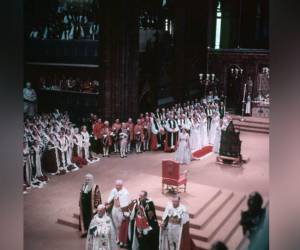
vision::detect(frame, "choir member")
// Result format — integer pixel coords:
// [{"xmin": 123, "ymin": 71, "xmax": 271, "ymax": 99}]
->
[
  {"xmin": 73, "ymin": 128, "xmax": 88, "ymax": 168},
  {"xmin": 143, "ymin": 116, "xmax": 151, "ymax": 151},
  {"xmin": 57, "ymin": 130, "xmax": 68, "ymax": 174},
  {"xmin": 164, "ymin": 114, "xmax": 179, "ymax": 152},
  {"xmin": 219, "ymin": 101, "xmax": 226, "ymax": 119},
  {"xmin": 190, "ymin": 114, "xmax": 201, "ymax": 151},
  {"xmin": 65, "ymin": 129, "xmax": 78, "ymax": 171},
  {"xmin": 209, "ymin": 111, "xmax": 220, "ymax": 145},
  {"xmin": 23, "ymin": 141, "xmax": 32, "ymax": 189},
  {"xmin": 213, "ymin": 119, "xmax": 223, "ymax": 154},
  {"xmin": 81, "ymin": 125, "xmax": 92, "ymax": 163},
  {"xmin": 134, "ymin": 119, "xmax": 144, "ymax": 153},
  {"xmin": 199, "ymin": 113, "xmax": 209, "ymax": 147},
  {"xmin": 112, "ymin": 119, "xmax": 121, "ymax": 153},
  {"xmin": 155, "ymin": 108, "xmax": 162, "ymax": 120},
  {"xmin": 150, "ymin": 113, "xmax": 164, "ymax": 151},
  {"xmin": 119, "ymin": 122, "xmax": 129, "ymax": 158},
  {"xmin": 126, "ymin": 118, "xmax": 135, "ymax": 153},
  {"xmin": 101, "ymin": 121, "xmax": 112, "ymax": 157},
  {"xmin": 207, "ymin": 103, "xmax": 213, "ymax": 130},
  {"xmin": 31, "ymin": 140, "xmax": 48, "ymax": 182},
  {"xmin": 43, "ymin": 133, "xmax": 60, "ymax": 174},
  {"xmin": 92, "ymin": 118, "xmax": 103, "ymax": 154}
]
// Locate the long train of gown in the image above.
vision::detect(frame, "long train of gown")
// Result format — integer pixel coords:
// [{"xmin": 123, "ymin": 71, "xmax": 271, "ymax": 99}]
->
[
  {"xmin": 213, "ymin": 126, "xmax": 222, "ymax": 153},
  {"xmin": 209, "ymin": 116, "xmax": 220, "ymax": 145},
  {"xmin": 200, "ymin": 119, "xmax": 208, "ymax": 148},
  {"xmin": 189, "ymin": 122, "xmax": 201, "ymax": 151}
]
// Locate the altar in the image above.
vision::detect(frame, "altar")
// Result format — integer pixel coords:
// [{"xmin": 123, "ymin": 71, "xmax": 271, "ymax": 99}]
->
[
  {"xmin": 252, "ymin": 101, "xmax": 270, "ymax": 118},
  {"xmin": 251, "ymin": 71, "xmax": 270, "ymax": 118}
]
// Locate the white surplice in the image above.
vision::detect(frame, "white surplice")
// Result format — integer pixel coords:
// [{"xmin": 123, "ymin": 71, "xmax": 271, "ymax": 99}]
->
[
  {"xmin": 159, "ymin": 203, "xmax": 189, "ymax": 250},
  {"xmin": 85, "ymin": 213, "xmax": 118, "ymax": 250}
]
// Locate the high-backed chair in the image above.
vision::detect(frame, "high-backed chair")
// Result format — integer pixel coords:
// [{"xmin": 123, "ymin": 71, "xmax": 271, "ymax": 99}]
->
[{"xmin": 162, "ymin": 160, "xmax": 187, "ymax": 194}]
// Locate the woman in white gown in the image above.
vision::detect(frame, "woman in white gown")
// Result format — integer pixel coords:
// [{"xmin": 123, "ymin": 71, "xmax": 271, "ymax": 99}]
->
[
  {"xmin": 209, "ymin": 112, "xmax": 220, "ymax": 145},
  {"xmin": 199, "ymin": 113, "xmax": 208, "ymax": 147},
  {"xmin": 175, "ymin": 128, "xmax": 192, "ymax": 165},
  {"xmin": 189, "ymin": 115, "xmax": 201, "ymax": 151}
]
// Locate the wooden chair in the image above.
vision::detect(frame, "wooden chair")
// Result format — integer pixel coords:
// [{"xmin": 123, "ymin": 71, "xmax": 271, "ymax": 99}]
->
[{"xmin": 162, "ymin": 160, "xmax": 187, "ymax": 194}]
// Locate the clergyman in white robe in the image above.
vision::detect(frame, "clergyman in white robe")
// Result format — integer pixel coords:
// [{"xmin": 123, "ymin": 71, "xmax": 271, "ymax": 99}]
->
[
  {"xmin": 107, "ymin": 180, "xmax": 130, "ymax": 243},
  {"xmin": 86, "ymin": 205, "xmax": 118, "ymax": 250}
]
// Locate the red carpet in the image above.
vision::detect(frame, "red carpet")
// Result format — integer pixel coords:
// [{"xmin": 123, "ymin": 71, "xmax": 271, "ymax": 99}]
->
[{"xmin": 192, "ymin": 146, "xmax": 213, "ymax": 158}]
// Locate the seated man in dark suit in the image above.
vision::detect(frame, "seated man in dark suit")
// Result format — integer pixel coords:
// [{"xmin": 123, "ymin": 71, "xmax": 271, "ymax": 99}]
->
[{"xmin": 240, "ymin": 191, "xmax": 266, "ymax": 240}]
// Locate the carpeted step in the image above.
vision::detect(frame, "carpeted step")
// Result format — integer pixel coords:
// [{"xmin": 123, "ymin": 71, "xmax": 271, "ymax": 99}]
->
[
  {"xmin": 155, "ymin": 189, "xmax": 226, "ymax": 230},
  {"xmin": 155, "ymin": 188, "xmax": 222, "ymax": 219},
  {"xmin": 228, "ymin": 200, "xmax": 269, "ymax": 250},
  {"xmin": 193, "ymin": 191, "xmax": 234, "ymax": 229},
  {"xmin": 190, "ymin": 194, "xmax": 246, "ymax": 242},
  {"xmin": 192, "ymin": 146, "xmax": 213, "ymax": 159},
  {"xmin": 156, "ymin": 193, "xmax": 246, "ymax": 243},
  {"xmin": 192, "ymin": 194, "xmax": 247, "ymax": 250},
  {"xmin": 238, "ymin": 127, "xmax": 269, "ymax": 134},
  {"xmin": 233, "ymin": 121, "xmax": 270, "ymax": 130},
  {"xmin": 231, "ymin": 115, "xmax": 269, "ymax": 125}
]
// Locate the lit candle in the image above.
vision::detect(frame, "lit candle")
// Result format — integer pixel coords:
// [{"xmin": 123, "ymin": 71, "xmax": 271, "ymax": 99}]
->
[
  {"xmin": 212, "ymin": 74, "xmax": 215, "ymax": 80},
  {"xmin": 231, "ymin": 68, "xmax": 234, "ymax": 74},
  {"xmin": 206, "ymin": 74, "xmax": 209, "ymax": 80},
  {"xmin": 199, "ymin": 73, "xmax": 203, "ymax": 80}
]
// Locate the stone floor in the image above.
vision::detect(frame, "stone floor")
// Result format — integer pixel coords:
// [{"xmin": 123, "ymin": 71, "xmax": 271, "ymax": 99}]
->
[{"xmin": 24, "ymin": 131, "xmax": 269, "ymax": 250}]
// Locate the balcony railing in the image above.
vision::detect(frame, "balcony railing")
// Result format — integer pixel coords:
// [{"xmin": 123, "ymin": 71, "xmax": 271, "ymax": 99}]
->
[{"xmin": 25, "ymin": 39, "xmax": 100, "ymax": 66}]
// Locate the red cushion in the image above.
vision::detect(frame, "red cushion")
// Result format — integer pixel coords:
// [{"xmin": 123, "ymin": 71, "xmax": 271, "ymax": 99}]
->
[{"xmin": 162, "ymin": 175, "xmax": 186, "ymax": 186}]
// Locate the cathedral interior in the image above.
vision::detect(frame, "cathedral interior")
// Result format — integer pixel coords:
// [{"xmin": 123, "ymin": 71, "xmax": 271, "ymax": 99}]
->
[
  {"xmin": 24, "ymin": 0, "xmax": 269, "ymax": 120},
  {"xmin": 23, "ymin": 1, "xmax": 269, "ymax": 250}
]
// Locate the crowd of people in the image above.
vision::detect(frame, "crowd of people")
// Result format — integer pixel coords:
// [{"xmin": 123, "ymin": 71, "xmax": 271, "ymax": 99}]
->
[
  {"xmin": 23, "ymin": 92, "xmax": 233, "ymax": 192},
  {"xmin": 81, "ymin": 177, "xmax": 194, "ymax": 250},
  {"xmin": 80, "ymin": 176, "xmax": 267, "ymax": 250},
  {"xmin": 39, "ymin": 76, "xmax": 100, "ymax": 93},
  {"xmin": 23, "ymin": 109, "xmax": 100, "ymax": 191},
  {"xmin": 28, "ymin": 2, "xmax": 99, "ymax": 40}
]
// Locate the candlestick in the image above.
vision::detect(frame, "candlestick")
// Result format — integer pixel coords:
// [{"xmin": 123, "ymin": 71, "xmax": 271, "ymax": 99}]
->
[{"xmin": 242, "ymin": 83, "xmax": 246, "ymax": 102}]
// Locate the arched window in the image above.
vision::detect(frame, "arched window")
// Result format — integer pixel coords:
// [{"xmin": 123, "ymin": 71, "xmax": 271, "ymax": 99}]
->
[{"xmin": 214, "ymin": 1, "xmax": 222, "ymax": 49}]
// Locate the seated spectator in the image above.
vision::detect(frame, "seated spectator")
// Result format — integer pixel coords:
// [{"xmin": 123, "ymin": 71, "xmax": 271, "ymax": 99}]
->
[{"xmin": 240, "ymin": 191, "xmax": 266, "ymax": 240}]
